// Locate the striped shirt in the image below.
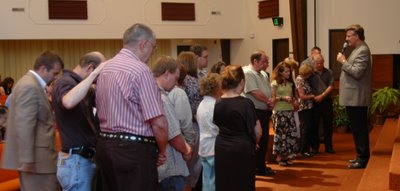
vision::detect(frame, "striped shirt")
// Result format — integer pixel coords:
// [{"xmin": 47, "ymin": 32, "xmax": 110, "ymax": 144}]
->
[{"xmin": 95, "ymin": 48, "xmax": 164, "ymax": 137}]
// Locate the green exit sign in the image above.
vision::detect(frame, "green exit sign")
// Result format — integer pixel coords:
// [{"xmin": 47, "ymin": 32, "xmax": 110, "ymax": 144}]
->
[{"xmin": 272, "ymin": 17, "xmax": 283, "ymax": 26}]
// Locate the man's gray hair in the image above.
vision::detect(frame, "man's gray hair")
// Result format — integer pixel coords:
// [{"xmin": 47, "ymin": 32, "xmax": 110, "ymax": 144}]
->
[{"xmin": 123, "ymin": 23, "xmax": 155, "ymax": 47}]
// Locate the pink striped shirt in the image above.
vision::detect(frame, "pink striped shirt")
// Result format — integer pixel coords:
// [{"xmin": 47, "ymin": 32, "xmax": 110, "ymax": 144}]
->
[{"xmin": 95, "ymin": 48, "xmax": 164, "ymax": 136}]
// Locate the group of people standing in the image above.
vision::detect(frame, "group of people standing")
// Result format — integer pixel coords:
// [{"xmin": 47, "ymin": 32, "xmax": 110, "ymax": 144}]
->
[{"xmin": 0, "ymin": 22, "xmax": 372, "ymax": 191}]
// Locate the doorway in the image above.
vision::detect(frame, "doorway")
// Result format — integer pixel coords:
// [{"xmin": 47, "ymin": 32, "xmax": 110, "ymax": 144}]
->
[
  {"xmin": 329, "ymin": 29, "xmax": 353, "ymax": 80},
  {"xmin": 272, "ymin": 38, "xmax": 289, "ymax": 69}
]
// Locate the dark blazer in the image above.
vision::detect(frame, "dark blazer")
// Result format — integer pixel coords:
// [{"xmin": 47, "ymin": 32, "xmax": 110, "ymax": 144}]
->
[
  {"xmin": 339, "ymin": 41, "xmax": 372, "ymax": 107},
  {"xmin": 1, "ymin": 72, "xmax": 57, "ymax": 173}
]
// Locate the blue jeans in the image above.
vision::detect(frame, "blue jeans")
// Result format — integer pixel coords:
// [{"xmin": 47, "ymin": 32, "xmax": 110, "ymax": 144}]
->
[
  {"xmin": 159, "ymin": 176, "xmax": 185, "ymax": 191},
  {"xmin": 201, "ymin": 156, "xmax": 215, "ymax": 191},
  {"xmin": 57, "ymin": 152, "xmax": 96, "ymax": 191}
]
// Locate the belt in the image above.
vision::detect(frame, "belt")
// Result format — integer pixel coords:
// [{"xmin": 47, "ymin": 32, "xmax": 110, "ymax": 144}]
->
[
  {"xmin": 62, "ymin": 146, "xmax": 96, "ymax": 160},
  {"xmin": 99, "ymin": 132, "xmax": 156, "ymax": 145}
]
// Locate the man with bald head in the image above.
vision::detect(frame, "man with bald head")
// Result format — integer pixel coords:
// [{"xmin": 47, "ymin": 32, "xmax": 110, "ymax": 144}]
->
[
  {"xmin": 311, "ymin": 54, "xmax": 335, "ymax": 154},
  {"xmin": 51, "ymin": 51, "xmax": 107, "ymax": 190},
  {"xmin": 301, "ymin": 46, "xmax": 321, "ymax": 67}
]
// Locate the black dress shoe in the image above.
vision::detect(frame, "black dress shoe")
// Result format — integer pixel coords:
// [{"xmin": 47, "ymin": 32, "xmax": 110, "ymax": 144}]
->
[
  {"xmin": 256, "ymin": 169, "xmax": 277, "ymax": 176},
  {"xmin": 348, "ymin": 159, "xmax": 361, "ymax": 163},
  {"xmin": 311, "ymin": 150, "xmax": 319, "ymax": 155},
  {"xmin": 348, "ymin": 162, "xmax": 367, "ymax": 169},
  {"xmin": 325, "ymin": 149, "xmax": 335, "ymax": 154}
]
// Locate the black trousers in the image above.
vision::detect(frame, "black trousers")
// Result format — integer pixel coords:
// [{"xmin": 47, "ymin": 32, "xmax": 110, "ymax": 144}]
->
[
  {"xmin": 96, "ymin": 136, "xmax": 159, "ymax": 191},
  {"xmin": 312, "ymin": 97, "xmax": 334, "ymax": 151},
  {"xmin": 346, "ymin": 106, "xmax": 370, "ymax": 163},
  {"xmin": 255, "ymin": 109, "xmax": 272, "ymax": 170},
  {"xmin": 299, "ymin": 108, "xmax": 313, "ymax": 153}
]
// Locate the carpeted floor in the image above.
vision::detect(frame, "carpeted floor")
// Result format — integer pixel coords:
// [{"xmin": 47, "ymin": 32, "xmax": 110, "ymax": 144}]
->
[{"xmin": 256, "ymin": 125, "xmax": 382, "ymax": 191}]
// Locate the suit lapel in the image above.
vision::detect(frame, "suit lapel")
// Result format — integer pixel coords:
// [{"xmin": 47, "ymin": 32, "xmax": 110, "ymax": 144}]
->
[{"xmin": 26, "ymin": 72, "xmax": 51, "ymax": 110}]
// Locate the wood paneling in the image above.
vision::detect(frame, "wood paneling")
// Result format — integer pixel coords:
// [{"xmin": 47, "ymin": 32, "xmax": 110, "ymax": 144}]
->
[
  {"xmin": 49, "ymin": 0, "xmax": 88, "ymax": 20},
  {"xmin": 258, "ymin": 0, "xmax": 279, "ymax": 19},
  {"xmin": 0, "ymin": 39, "xmax": 171, "ymax": 80},
  {"xmin": 161, "ymin": 2, "xmax": 195, "ymax": 21},
  {"xmin": 372, "ymin": 54, "xmax": 400, "ymax": 90},
  {"xmin": 0, "ymin": 40, "xmax": 171, "ymax": 81},
  {"xmin": 0, "ymin": 40, "xmax": 121, "ymax": 80}
]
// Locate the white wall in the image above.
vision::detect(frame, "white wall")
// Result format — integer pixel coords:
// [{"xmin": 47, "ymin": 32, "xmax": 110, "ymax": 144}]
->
[
  {"xmin": 2, "ymin": 0, "xmax": 400, "ymax": 70},
  {"xmin": 0, "ymin": 0, "xmax": 247, "ymax": 39},
  {"xmin": 307, "ymin": 0, "xmax": 400, "ymax": 59},
  {"xmin": 230, "ymin": 0, "xmax": 292, "ymax": 73}
]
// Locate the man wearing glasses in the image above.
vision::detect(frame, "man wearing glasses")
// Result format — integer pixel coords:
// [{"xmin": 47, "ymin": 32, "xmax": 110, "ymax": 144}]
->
[
  {"xmin": 337, "ymin": 24, "xmax": 372, "ymax": 169},
  {"xmin": 95, "ymin": 23, "xmax": 168, "ymax": 190}
]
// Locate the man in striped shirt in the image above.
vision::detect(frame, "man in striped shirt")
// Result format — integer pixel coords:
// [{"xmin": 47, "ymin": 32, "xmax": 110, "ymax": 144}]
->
[{"xmin": 95, "ymin": 23, "xmax": 168, "ymax": 191}]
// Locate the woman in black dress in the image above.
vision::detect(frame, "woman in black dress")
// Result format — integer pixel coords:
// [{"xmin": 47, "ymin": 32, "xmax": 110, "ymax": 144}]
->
[{"xmin": 214, "ymin": 65, "xmax": 261, "ymax": 191}]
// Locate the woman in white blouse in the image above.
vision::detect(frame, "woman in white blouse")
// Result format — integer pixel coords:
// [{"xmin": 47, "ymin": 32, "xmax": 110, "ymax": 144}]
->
[{"xmin": 197, "ymin": 73, "xmax": 222, "ymax": 191}]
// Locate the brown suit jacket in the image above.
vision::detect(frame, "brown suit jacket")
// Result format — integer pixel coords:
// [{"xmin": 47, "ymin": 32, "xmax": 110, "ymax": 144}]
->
[{"xmin": 1, "ymin": 72, "xmax": 57, "ymax": 173}]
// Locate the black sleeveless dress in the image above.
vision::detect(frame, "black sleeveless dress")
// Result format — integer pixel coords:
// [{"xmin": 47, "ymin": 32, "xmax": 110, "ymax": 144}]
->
[{"xmin": 214, "ymin": 96, "xmax": 257, "ymax": 191}]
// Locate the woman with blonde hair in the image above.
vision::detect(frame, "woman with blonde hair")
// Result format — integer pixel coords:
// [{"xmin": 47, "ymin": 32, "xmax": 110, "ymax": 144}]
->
[{"xmin": 296, "ymin": 64, "xmax": 315, "ymax": 157}]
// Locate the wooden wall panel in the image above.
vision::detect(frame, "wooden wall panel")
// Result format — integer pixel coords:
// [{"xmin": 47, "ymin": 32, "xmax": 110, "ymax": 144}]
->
[
  {"xmin": 0, "ymin": 40, "xmax": 120, "ymax": 80},
  {"xmin": 49, "ymin": 0, "xmax": 88, "ymax": 20},
  {"xmin": 161, "ymin": 2, "xmax": 195, "ymax": 21},
  {"xmin": 371, "ymin": 54, "xmax": 400, "ymax": 90},
  {"xmin": 0, "ymin": 40, "xmax": 172, "ymax": 81},
  {"xmin": 258, "ymin": 0, "xmax": 279, "ymax": 19}
]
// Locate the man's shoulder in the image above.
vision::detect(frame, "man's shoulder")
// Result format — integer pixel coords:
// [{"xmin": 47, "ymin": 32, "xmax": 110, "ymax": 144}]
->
[
  {"xmin": 242, "ymin": 65, "xmax": 254, "ymax": 73},
  {"xmin": 301, "ymin": 57, "xmax": 313, "ymax": 66},
  {"xmin": 169, "ymin": 87, "xmax": 186, "ymax": 98},
  {"xmin": 106, "ymin": 52, "xmax": 151, "ymax": 75},
  {"xmin": 13, "ymin": 74, "xmax": 38, "ymax": 91},
  {"xmin": 323, "ymin": 67, "xmax": 333, "ymax": 73},
  {"xmin": 52, "ymin": 75, "xmax": 78, "ymax": 94}
]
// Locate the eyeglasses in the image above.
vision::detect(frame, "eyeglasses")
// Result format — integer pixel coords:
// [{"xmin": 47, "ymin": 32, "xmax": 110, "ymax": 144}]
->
[
  {"xmin": 146, "ymin": 40, "xmax": 157, "ymax": 50},
  {"xmin": 346, "ymin": 33, "xmax": 357, "ymax": 38}
]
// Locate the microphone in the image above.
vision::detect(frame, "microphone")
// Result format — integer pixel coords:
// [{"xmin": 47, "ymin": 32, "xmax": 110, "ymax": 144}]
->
[{"xmin": 341, "ymin": 42, "xmax": 348, "ymax": 53}]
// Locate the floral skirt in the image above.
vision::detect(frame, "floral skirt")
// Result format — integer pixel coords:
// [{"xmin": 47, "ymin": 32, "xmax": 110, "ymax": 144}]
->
[{"xmin": 272, "ymin": 110, "xmax": 299, "ymax": 157}]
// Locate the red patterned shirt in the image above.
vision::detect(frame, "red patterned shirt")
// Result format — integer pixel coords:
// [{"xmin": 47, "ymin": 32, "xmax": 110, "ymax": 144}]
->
[{"xmin": 96, "ymin": 48, "xmax": 164, "ymax": 136}]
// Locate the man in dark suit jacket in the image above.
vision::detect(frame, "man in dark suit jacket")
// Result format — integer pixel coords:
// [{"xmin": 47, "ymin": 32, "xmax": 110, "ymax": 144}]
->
[
  {"xmin": 1, "ymin": 51, "xmax": 63, "ymax": 191},
  {"xmin": 337, "ymin": 24, "xmax": 372, "ymax": 169}
]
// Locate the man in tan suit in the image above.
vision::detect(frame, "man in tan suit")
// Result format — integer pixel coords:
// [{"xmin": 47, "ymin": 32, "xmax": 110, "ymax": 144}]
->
[
  {"xmin": 1, "ymin": 51, "xmax": 63, "ymax": 191},
  {"xmin": 337, "ymin": 24, "xmax": 372, "ymax": 169}
]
